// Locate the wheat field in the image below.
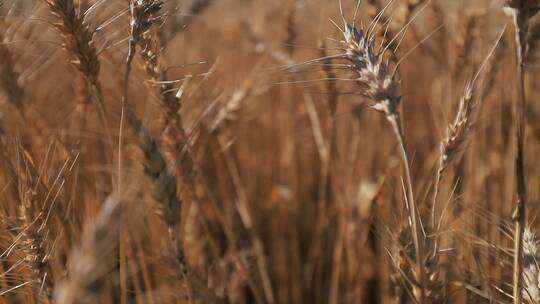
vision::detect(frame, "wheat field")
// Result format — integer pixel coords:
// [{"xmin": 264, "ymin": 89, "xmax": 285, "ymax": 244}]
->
[{"xmin": 1, "ymin": 0, "xmax": 540, "ymax": 303}]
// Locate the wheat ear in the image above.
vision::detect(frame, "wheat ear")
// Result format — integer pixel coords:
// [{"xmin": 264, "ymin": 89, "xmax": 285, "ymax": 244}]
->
[
  {"xmin": 42, "ymin": 0, "xmax": 100, "ymax": 95},
  {"xmin": 432, "ymin": 30, "xmax": 504, "ymax": 226},
  {"xmin": 127, "ymin": 112, "xmax": 188, "ymax": 272},
  {"xmin": 10, "ymin": 150, "xmax": 54, "ymax": 301},
  {"xmin": 137, "ymin": 22, "xmax": 197, "ymax": 198},
  {"xmin": 337, "ymin": 13, "xmax": 427, "ymax": 303}
]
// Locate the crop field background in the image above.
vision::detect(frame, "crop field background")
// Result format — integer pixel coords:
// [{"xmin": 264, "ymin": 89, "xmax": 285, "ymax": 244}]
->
[{"xmin": 1, "ymin": 0, "xmax": 540, "ymax": 303}]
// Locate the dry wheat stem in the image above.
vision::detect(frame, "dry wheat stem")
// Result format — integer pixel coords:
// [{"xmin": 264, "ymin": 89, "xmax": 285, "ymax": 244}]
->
[
  {"xmin": 337, "ymin": 14, "xmax": 427, "ymax": 302},
  {"xmin": 505, "ymin": 1, "xmax": 538, "ymax": 302},
  {"xmin": 388, "ymin": 113, "xmax": 426, "ymax": 303}
]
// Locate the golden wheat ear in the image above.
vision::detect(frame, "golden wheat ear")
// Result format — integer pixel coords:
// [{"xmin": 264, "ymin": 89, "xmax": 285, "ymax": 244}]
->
[{"xmin": 333, "ymin": 8, "xmax": 430, "ymax": 301}]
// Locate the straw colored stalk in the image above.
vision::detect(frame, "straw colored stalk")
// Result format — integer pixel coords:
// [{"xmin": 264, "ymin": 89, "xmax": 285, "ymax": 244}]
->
[
  {"xmin": 504, "ymin": 1, "xmax": 539, "ymax": 302},
  {"xmin": 337, "ymin": 17, "xmax": 427, "ymax": 303}
]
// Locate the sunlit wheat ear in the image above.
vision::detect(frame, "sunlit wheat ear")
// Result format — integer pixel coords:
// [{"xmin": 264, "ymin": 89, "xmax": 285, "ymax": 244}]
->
[
  {"xmin": 523, "ymin": 227, "xmax": 540, "ymax": 303},
  {"xmin": 340, "ymin": 23, "xmax": 401, "ymax": 116},
  {"xmin": 336, "ymin": 13, "xmax": 428, "ymax": 302},
  {"xmin": 131, "ymin": 0, "xmax": 163, "ymax": 41},
  {"xmin": 124, "ymin": 0, "xmax": 164, "ymax": 88},
  {"xmin": 440, "ymin": 82, "xmax": 476, "ymax": 172}
]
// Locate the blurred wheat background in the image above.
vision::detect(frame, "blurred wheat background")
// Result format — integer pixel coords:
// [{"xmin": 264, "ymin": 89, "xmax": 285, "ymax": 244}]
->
[{"xmin": 1, "ymin": 0, "xmax": 540, "ymax": 303}]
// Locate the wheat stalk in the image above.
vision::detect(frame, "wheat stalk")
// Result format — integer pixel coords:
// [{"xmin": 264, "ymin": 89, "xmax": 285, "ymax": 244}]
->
[
  {"xmin": 335, "ymin": 10, "xmax": 427, "ymax": 303},
  {"xmin": 504, "ymin": 1, "xmax": 539, "ymax": 302},
  {"xmin": 126, "ymin": 2, "xmax": 195, "ymax": 275}
]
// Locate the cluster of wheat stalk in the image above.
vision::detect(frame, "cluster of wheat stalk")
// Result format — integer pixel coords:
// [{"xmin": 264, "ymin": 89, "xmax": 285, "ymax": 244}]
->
[{"xmin": 1, "ymin": 0, "xmax": 540, "ymax": 303}]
